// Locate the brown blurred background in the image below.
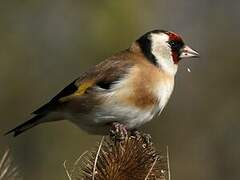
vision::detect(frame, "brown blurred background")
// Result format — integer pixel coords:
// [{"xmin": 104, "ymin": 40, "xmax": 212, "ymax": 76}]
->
[{"xmin": 0, "ymin": 0, "xmax": 239, "ymax": 179}]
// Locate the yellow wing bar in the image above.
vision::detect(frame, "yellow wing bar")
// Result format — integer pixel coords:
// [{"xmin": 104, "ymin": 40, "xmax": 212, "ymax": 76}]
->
[{"xmin": 59, "ymin": 80, "xmax": 94, "ymax": 102}]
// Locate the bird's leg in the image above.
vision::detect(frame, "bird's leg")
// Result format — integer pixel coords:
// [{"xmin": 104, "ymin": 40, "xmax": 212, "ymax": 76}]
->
[
  {"xmin": 131, "ymin": 129, "xmax": 152, "ymax": 146},
  {"xmin": 109, "ymin": 122, "xmax": 128, "ymax": 141}
]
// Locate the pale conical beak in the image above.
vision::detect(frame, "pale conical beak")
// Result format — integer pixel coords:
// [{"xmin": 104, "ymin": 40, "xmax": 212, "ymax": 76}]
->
[{"xmin": 179, "ymin": 45, "xmax": 200, "ymax": 59}]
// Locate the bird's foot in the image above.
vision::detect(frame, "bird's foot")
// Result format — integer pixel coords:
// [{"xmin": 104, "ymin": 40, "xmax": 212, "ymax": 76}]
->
[
  {"xmin": 131, "ymin": 130, "xmax": 152, "ymax": 146},
  {"xmin": 110, "ymin": 122, "xmax": 128, "ymax": 141}
]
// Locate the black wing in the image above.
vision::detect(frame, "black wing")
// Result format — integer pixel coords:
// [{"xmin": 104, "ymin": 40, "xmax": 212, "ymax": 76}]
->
[{"xmin": 32, "ymin": 79, "xmax": 79, "ymax": 114}]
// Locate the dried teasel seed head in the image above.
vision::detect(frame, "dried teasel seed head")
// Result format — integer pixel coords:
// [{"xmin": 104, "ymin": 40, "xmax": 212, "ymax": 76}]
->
[{"xmin": 68, "ymin": 133, "xmax": 169, "ymax": 180}]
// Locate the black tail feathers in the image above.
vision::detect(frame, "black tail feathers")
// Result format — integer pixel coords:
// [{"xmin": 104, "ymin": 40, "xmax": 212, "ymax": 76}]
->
[{"xmin": 5, "ymin": 114, "xmax": 45, "ymax": 137}]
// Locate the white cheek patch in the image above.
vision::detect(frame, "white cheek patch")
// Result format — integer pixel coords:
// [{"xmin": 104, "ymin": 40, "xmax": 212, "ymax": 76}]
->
[
  {"xmin": 151, "ymin": 33, "xmax": 178, "ymax": 75},
  {"xmin": 151, "ymin": 33, "xmax": 171, "ymax": 58}
]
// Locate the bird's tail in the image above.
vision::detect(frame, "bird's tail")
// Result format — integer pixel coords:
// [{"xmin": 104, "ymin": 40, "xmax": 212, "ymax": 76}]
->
[{"xmin": 5, "ymin": 114, "xmax": 45, "ymax": 137}]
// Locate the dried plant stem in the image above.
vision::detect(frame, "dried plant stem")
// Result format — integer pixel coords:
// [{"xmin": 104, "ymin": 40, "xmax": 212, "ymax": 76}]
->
[
  {"xmin": 63, "ymin": 160, "xmax": 72, "ymax": 180},
  {"xmin": 0, "ymin": 149, "xmax": 20, "ymax": 180},
  {"xmin": 71, "ymin": 151, "xmax": 88, "ymax": 177},
  {"xmin": 144, "ymin": 156, "xmax": 158, "ymax": 180},
  {"xmin": 63, "ymin": 150, "xmax": 89, "ymax": 180},
  {"xmin": 92, "ymin": 136, "xmax": 104, "ymax": 180},
  {"xmin": 167, "ymin": 146, "xmax": 171, "ymax": 180},
  {"xmin": 0, "ymin": 150, "xmax": 10, "ymax": 174}
]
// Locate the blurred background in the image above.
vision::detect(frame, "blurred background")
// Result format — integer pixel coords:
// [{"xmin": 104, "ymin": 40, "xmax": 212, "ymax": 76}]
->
[{"xmin": 0, "ymin": 0, "xmax": 239, "ymax": 179}]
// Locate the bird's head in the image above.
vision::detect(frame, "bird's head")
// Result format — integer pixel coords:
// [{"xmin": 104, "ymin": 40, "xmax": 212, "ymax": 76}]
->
[{"xmin": 136, "ymin": 30, "xmax": 200, "ymax": 75}]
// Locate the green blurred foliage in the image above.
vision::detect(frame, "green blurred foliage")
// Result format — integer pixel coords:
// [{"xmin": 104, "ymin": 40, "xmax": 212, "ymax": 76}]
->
[{"xmin": 0, "ymin": 0, "xmax": 239, "ymax": 180}]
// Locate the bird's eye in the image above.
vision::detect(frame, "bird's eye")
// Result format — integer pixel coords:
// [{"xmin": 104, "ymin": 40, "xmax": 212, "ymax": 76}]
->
[
  {"xmin": 168, "ymin": 40, "xmax": 183, "ymax": 51},
  {"xmin": 169, "ymin": 41, "xmax": 176, "ymax": 47}
]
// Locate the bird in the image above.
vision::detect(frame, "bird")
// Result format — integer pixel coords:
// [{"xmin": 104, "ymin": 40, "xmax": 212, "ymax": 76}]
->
[{"xmin": 5, "ymin": 29, "xmax": 199, "ymax": 137}]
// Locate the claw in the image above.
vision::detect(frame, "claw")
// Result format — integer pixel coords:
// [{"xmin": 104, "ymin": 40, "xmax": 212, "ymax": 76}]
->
[
  {"xmin": 142, "ymin": 133, "xmax": 152, "ymax": 146},
  {"xmin": 109, "ymin": 122, "xmax": 128, "ymax": 141},
  {"xmin": 131, "ymin": 130, "xmax": 152, "ymax": 146}
]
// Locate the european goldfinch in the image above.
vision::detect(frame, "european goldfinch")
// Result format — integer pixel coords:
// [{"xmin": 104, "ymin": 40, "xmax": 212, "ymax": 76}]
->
[{"xmin": 6, "ymin": 30, "xmax": 199, "ymax": 137}]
